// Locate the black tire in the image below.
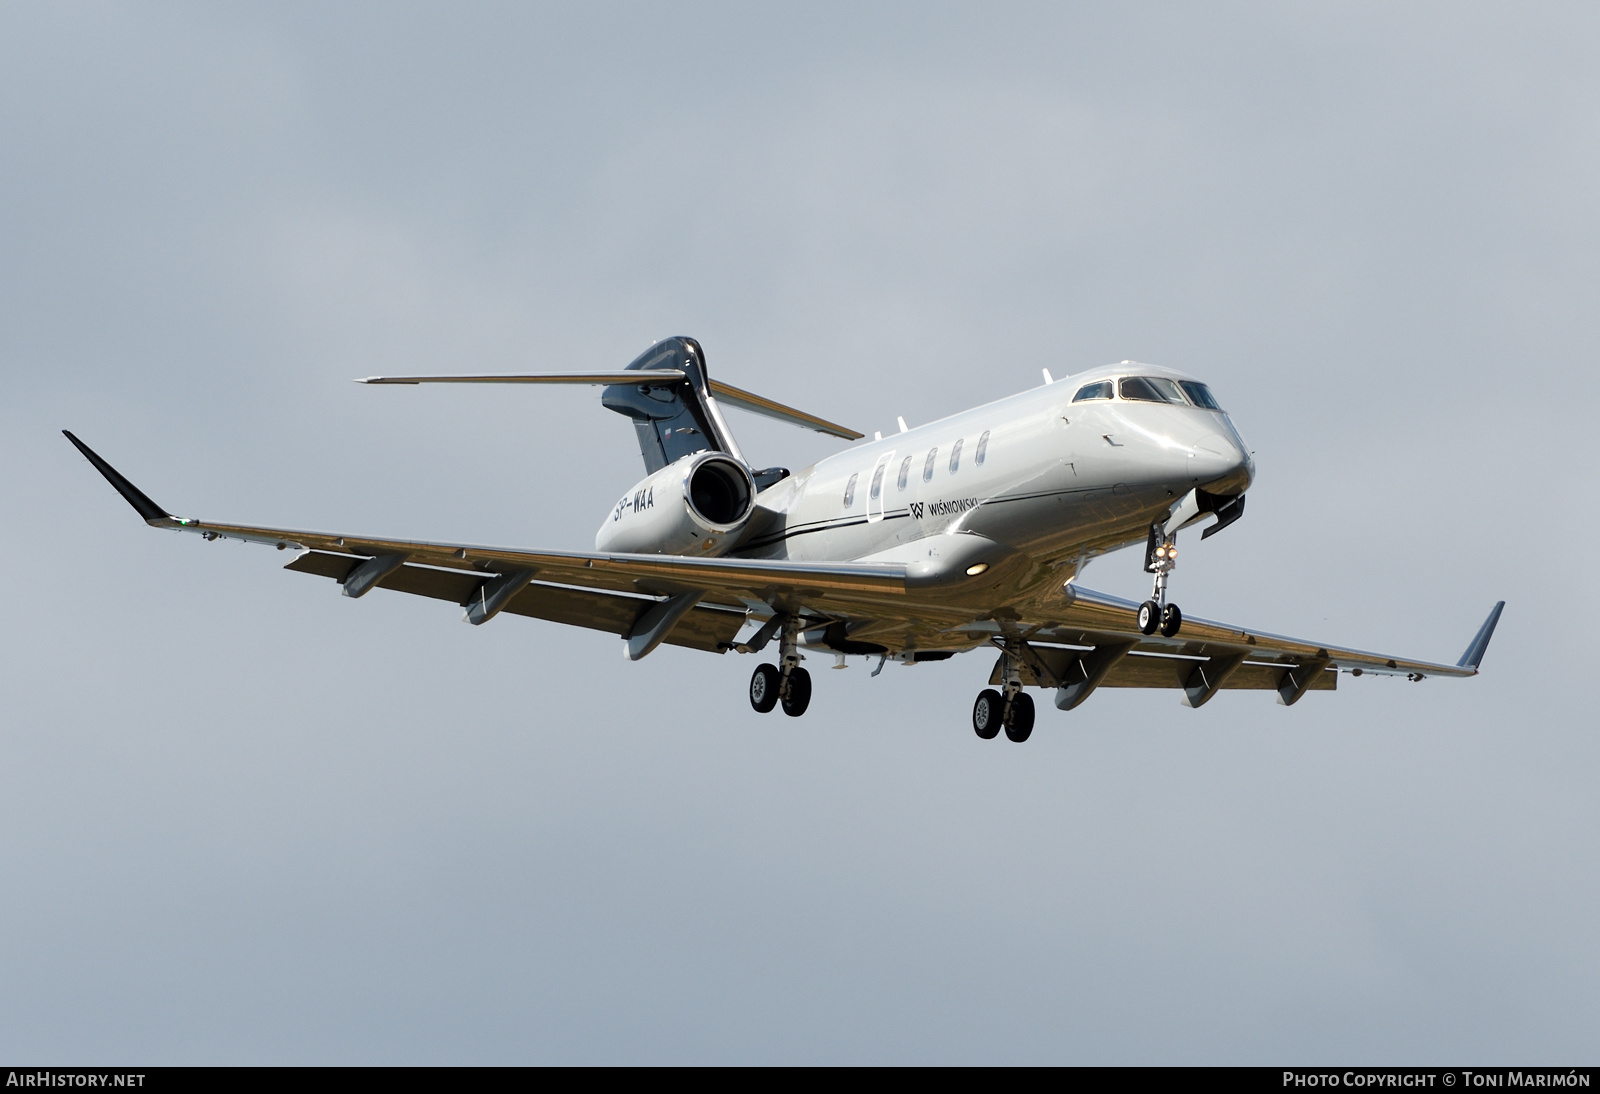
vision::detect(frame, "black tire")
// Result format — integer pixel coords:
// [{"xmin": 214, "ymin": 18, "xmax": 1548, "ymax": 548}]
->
[
  {"xmin": 749, "ymin": 663, "xmax": 780, "ymax": 713},
  {"xmin": 1138, "ymin": 600, "xmax": 1160, "ymax": 635},
  {"xmin": 1160, "ymin": 603, "xmax": 1183, "ymax": 637},
  {"xmin": 972, "ymin": 689, "xmax": 1003, "ymax": 739},
  {"xmin": 780, "ymin": 666, "xmax": 812, "ymax": 717},
  {"xmin": 1005, "ymin": 692, "xmax": 1035, "ymax": 743}
]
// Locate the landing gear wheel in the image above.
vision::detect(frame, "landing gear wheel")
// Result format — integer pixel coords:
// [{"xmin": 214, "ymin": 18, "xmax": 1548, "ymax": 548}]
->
[
  {"xmin": 1159, "ymin": 603, "xmax": 1183, "ymax": 637},
  {"xmin": 749, "ymin": 663, "xmax": 780, "ymax": 713},
  {"xmin": 780, "ymin": 667, "xmax": 812, "ymax": 717},
  {"xmin": 1137, "ymin": 600, "xmax": 1161, "ymax": 635},
  {"xmin": 972, "ymin": 689, "xmax": 1003, "ymax": 739},
  {"xmin": 1004, "ymin": 692, "xmax": 1035, "ymax": 743}
]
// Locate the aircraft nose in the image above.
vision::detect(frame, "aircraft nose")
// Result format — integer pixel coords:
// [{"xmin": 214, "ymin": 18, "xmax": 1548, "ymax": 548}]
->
[{"xmin": 1188, "ymin": 429, "xmax": 1253, "ymax": 495}]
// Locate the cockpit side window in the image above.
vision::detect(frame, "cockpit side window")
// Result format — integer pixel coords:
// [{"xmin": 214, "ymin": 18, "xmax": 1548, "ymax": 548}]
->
[
  {"xmin": 1072, "ymin": 381, "xmax": 1113, "ymax": 402},
  {"xmin": 1119, "ymin": 376, "xmax": 1186, "ymax": 404},
  {"xmin": 1178, "ymin": 380, "xmax": 1223, "ymax": 410}
]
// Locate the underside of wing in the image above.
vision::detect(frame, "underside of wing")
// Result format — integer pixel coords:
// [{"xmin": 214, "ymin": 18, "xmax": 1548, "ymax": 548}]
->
[
  {"xmin": 964, "ymin": 583, "xmax": 1503, "ymax": 710},
  {"xmin": 1031, "ymin": 583, "xmax": 1492, "ymax": 679},
  {"xmin": 285, "ymin": 551, "xmax": 745, "ymax": 652},
  {"xmin": 63, "ymin": 430, "xmax": 907, "ymax": 652}
]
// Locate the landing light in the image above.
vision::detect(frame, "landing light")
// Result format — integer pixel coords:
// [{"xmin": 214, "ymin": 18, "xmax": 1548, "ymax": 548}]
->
[{"xmin": 966, "ymin": 563, "xmax": 989, "ymax": 576}]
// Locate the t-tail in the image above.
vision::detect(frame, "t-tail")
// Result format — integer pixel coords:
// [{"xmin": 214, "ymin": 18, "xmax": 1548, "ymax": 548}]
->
[
  {"xmin": 600, "ymin": 337, "xmax": 745, "ymax": 473},
  {"xmin": 357, "ymin": 335, "xmax": 861, "ymax": 485}
]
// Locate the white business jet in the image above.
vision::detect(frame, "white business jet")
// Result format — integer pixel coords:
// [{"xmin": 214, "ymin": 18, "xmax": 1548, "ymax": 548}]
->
[{"xmin": 65, "ymin": 336, "xmax": 1502, "ymax": 742}]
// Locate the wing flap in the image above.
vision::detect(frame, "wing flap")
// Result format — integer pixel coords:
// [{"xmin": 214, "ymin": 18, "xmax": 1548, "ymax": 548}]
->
[
  {"xmin": 1019, "ymin": 583, "xmax": 1483, "ymax": 679},
  {"xmin": 284, "ymin": 551, "xmax": 744, "ymax": 653},
  {"xmin": 988, "ymin": 647, "xmax": 1338, "ymax": 691}
]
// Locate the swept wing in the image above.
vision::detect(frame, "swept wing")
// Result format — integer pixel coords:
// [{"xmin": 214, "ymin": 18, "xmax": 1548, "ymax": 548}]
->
[
  {"xmin": 62, "ymin": 432, "xmax": 905, "ymax": 652},
  {"xmin": 65, "ymin": 431, "xmax": 1500, "ymax": 700}
]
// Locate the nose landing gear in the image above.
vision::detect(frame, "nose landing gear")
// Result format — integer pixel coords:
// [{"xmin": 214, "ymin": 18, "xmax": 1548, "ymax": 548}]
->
[{"xmin": 1139, "ymin": 523, "xmax": 1184, "ymax": 637}]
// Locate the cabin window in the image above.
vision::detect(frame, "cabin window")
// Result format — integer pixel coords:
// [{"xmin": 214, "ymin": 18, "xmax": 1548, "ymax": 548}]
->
[
  {"xmin": 1178, "ymin": 380, "xmax": 1223, "ymax": 410},
  {"xmin": 869, "ymin": 462, "xmax": 885, "ymax": 500},
  {"xmin": 897, "ymin": 455, "xmax": 913, "ymax": 490},
  {"xmin": 923, "ymin": 448, "xmax": 938, "ymax": 482},
  {"xmin": 843, "ymin": 473, "xmax": 858, "ymax": 508},
  {"xmin": 949, "ymin": 438, "xmax": 964, "ymax": 473},
  {"xmin": 1119, "ymin": 376, "xmax": 1186, "ymax": 404},
  {"xmin": 1072, "ymin": 381, "xmax": 1113, "ymax": 402},
  {"xmin": 975, "ymin": 430, "xmax": 990, "ymax": 465}
]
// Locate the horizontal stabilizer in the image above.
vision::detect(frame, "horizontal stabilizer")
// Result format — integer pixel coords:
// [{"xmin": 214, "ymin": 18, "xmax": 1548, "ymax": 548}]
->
[
  {"xmin": 356, "ymin": 370, "xmax": 863, "ymax": 440},
  {"xmin": 359, "ymin": 370, "xmax": 685, "ymax": 386},
  {"xmin": 705, "ymin": 380, "xmax": 862, "ymax": 439}
]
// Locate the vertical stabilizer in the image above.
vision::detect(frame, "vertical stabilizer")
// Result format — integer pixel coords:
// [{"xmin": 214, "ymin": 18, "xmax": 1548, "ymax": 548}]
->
[{"xmin": 601, "ymin": 337, "xmax": 743, "ymax": 473}]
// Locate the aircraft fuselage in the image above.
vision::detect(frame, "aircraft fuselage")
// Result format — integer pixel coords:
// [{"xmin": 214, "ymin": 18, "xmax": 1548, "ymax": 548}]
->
[{"xmin": 734, "ymin": 362, "xmax": 1254, "ymax": 578}]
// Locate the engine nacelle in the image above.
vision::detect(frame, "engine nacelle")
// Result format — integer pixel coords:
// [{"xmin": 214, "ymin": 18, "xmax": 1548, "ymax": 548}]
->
[{"xmin": 595, "ymin": 451, "xmax": 757, "ymax": 557}]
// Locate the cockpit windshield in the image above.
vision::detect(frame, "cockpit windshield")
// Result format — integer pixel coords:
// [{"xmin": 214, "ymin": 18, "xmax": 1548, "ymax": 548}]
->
[
  {"xmin": 1074, "ymin": 375, "xmax": 1227, "ymax": 410},
  {"xmin": 1119, "ymin": 376, "xmax": 1187, "ymax": 404},
  {"xmin": 1177, "ymin": 380, "xmax": 1223, "ymax": 410}
]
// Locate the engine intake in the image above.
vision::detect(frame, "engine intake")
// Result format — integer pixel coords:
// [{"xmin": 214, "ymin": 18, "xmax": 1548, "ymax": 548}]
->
[
  {"xmin": 596, "ymin": 452, "xmax": 757, "ymax": 557},
  {"xmin": 688, "ymin": 458, "xmax": 751, "ymax": 526}
]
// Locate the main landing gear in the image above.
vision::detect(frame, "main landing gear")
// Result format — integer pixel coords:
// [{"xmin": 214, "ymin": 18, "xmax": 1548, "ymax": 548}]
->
[
  {"xmin": 1139, "ymin": 522, "xmax": 1183, "ymax": 638},
  {"xmin": 972, "ymin": 646, "xmax": 1036, "ymax": 742},
  {"xmin": 972, "ymin": 690, "xmax": 1035, "ymax": 742},
  {"xmin": 748, "ymin": 616, "xmax": 812, "ymax": 717}
]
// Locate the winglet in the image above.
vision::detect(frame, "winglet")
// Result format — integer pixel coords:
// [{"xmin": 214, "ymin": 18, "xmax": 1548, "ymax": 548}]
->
[
  {"xmin": 62, "ymin": 431, "xmax": 173, "ymax": 524},
  {"xmin": 1457, "ymin": 601, "xmax": 1505, "ymax": 671}
]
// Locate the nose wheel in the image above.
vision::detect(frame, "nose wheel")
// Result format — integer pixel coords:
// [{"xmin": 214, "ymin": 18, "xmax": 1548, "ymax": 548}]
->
[
  {"xmin": 1138, "ymin": 600, "xmax": 1182, "ymax": 637},
  {"xmin": 1161, "ymin": 603, "xmax": 1181, "ymax": 636}
]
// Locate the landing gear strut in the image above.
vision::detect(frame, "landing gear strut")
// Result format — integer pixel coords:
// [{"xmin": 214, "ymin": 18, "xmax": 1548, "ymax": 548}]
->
[
  {"xmin": 1139, "ymin": 523, "xmax": 1183, "ymax": 638},
  {"xmin": 972, "ymin": 645, "xmax": 1036, "ymax": 742},
  {"xmin": 748, "ymin": 615, "xmax": 812, "ymax": 717}
]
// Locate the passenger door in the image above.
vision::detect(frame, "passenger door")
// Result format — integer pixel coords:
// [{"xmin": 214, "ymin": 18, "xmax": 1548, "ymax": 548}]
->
[{"xmin": 866, "ymin": 451, "xmax": 895, "ymax": 523}]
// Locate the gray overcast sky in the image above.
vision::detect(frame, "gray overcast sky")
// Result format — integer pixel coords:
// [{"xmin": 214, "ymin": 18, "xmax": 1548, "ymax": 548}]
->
[{"xmin": 2, "ymin": 1, "xmax": 1596, "ymax": 1064}]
